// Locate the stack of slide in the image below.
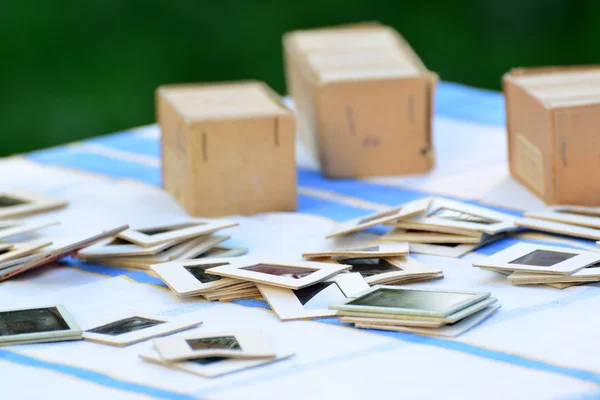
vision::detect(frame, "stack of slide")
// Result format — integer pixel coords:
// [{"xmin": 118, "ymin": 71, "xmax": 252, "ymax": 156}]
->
[
  {"xmin": 0, "ymin": 189, "xmax": 68, "ymax": 279},
  {"xmin": 474, "ymin": 242, "xmax": 600, "ymax": 289},
  {"xmin": 152, "ymin": 257, "xmax": 371, "ymax": 321},
  {"xmin": 302, "ymin": 241, "xmax": 442, "ymax": 285},
  {"xmin": 517, "ymin": 205, "xmax": 600, "ymax": 241},
  {"xmin": 151, "ymin": 258, "xmax": 264, "ymax": 302},
  {"xmin": 151, "ymin": 257, "xmax": 355, "ymax": 307},
  {"xmin": 77, "ymin": 219, "xmax": 245, "ymax": 270},
  {"xmin": 1, "ymin": 225, "xmax": 129, "ymax": 281},
  {"xmin": 380, "ymin": 197, "xmax": 518, "ymax": 258},
  {"xmin": 331, "ymin": 286, "xmax": 500, "ymax": 337},
  {"xmin": 0, "ymin": 221, "xmax": 57, "ymax": 275}
]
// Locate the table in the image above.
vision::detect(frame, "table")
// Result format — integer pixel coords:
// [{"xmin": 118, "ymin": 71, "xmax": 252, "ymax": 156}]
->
[{"xmin": 1, "ymin": 82, "xmax": 599, "ymax": 400}]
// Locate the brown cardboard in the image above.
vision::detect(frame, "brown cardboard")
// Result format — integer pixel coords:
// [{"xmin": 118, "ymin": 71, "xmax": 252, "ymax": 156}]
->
[
  {"xmin": 283, "ymin": 23, "xmax": 437, "ymax": 178},
  {"xmin": 504, "ymin": 66, "xmax": 600, "ymax": 205},
  {"xmin": 156, "ymin": 81, "xmax": 297, "ymax": 216}
]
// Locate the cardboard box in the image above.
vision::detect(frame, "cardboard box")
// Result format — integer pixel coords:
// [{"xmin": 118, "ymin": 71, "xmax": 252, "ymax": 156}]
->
[
  {"xmin": 156, "ymin": 81, "xmax": 297, "ymax": 217},
  {"xmin": 283, "ymin": 23, "xmax": 437, "ymax": 178},
  {"xmin": 504, "ymin": 66, "xmax": 600, "ymax": 205}
]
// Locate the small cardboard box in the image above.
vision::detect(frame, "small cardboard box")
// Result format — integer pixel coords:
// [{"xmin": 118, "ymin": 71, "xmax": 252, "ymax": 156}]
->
[
  {"xmin": 283, "ymin": 23, "xmax": 437, "ymax": 178},
  {"xmin": 156, "ymin": 81, "xmax": 297, "ymax": 217},
  {"xmin": 504, "ymin": 66, "xmax": 600, "ymax": 205}
]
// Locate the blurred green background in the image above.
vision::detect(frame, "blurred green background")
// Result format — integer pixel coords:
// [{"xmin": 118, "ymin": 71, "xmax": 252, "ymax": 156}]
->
[{"xmin": 1, "ymin": 0, "xmax": 598, "ymax": 156}]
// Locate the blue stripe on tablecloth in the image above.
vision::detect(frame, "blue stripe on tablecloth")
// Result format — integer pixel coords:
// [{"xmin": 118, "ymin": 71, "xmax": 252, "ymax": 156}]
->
[
  {"xmin": 518, "ymin": 233, "xmax": 598, "ymax": 249},
  {"xmin": 27, "ymin": 147, "xmax": 522, "ymax": 224},
  {"xmin": 28, "ymin": 147, "xmax": 162, "ymax": 186},
  {"xmin": 0, "ymin": 350, "xmax": 199, "ymax": 400},
  {"xmin": 487, "ymin": 286, "xmax": 600, "ymax": 326},
  {"xmin": 31, "ymin": 140, "xmax": 522, "ymax": 218},
  {"xmin": 296, "ymin": 194, "xmax": 372, "ymax": 221},
  {"xmin": 88, "ymin": 132, "xmax": 160, "ymax": 157},
  {"xmin": 436, "ymin": 82, "xmax": 505, "ymax": 126},
  {"xmin": 231, "ymin": 298, "xmax": 270, "ymax": 309},
  {"xmin": 194, "ymin": 341, "xmax": 404, "ymax": 396},
  {"xmin": 25, "ymin": 145, "xmax": 598, "ymax": 253},
  {"xmin": 297, "ymin": 168, "xmax": 522, "ymax": 217},
  {"xmin": 29, "ymin": 144, "xmax": 599, "ymax": 252},
  {"xmin": 347, "ymin": 325, "xmax": 600, "ymax": 385},
  {"xmin": 26, "ymin": 148, "xmax": 443, "ymax": 221}
]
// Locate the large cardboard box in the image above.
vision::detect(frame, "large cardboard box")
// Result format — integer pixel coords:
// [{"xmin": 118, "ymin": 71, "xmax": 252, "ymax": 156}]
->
[
  {"xmin": 283, "ymin": 23, "xmax": 437, "ymax": 178},
  {"xmin": 156, "ymin": 81, "xmax": 297, "ymax": 217},
  {"xmin": 504, "ymin": 66, "xmax": 600, "ymax": 205}
]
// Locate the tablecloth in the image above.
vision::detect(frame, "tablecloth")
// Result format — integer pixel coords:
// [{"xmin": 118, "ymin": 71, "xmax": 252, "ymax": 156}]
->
[{"xmin": 1, "ymin": 82, "xmax": 599, "ymax": 400}]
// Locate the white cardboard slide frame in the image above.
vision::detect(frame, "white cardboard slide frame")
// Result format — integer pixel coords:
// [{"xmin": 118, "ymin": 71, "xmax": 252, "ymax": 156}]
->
[
  {"xmin": 118, "ymin": 219, "xmax": 238, "ymax": 247},
  {"xmin": 151, "ymin": 258, "xmax": 247, "ymax": 296},
  {"xmin": 335, "ymin": 256, "xmax": 442, "ymax": 285},
  {"xmin": 207, "ymin": 258, "xmax": 351, "ymax": 290},
  {"xmin": 330, "ymin": 285, "xmax": 490, "ymax": 318},
  {"xmin": 516, "ymin": 218, "xmax": 600, "ymax": 241},
  {"xmin": 381, "ymin": 229, "xmax": 482, "ymax": 244},
  {"xmin": 258, "ymin": 272, "xmax": 370, "ymax": 321},
  {"xmin": 405, "ymin": 198, "xmax": 518, "ymax": 235},
  {"xmin": 473, "ymin": 242, "xmax": 600, "ymax": 275},
  {"xmin": 154, "ymin": 331, "xmax": 276, "ymax": 362},
  {"xmin": 0, "ymin": 189, "xmax": 68, "ymax": 219},
  {"xmin": 82, "ymin": 311, "xmax": 202, "ymax": 346},
  {"xmin": 302, "ymin": 242, "xmax": 409, "ymax": 260},
  {"xmin": 354, "ymin": 304, "xmax": 501, "ymax": 338},
  {"xmin": 526, "ymin": 205, "xmax": 600, "ymax": 229},
  {"xmin": 0, "ymin": 304, "xmax": 81, "ymax": 346},
  {"xmin": 326, "ymin": 198, "xmax": 432, "ymax": 239},
  {"xmin": 140, "ymin": 349, "xmax": 294, "ymax": 378}
]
